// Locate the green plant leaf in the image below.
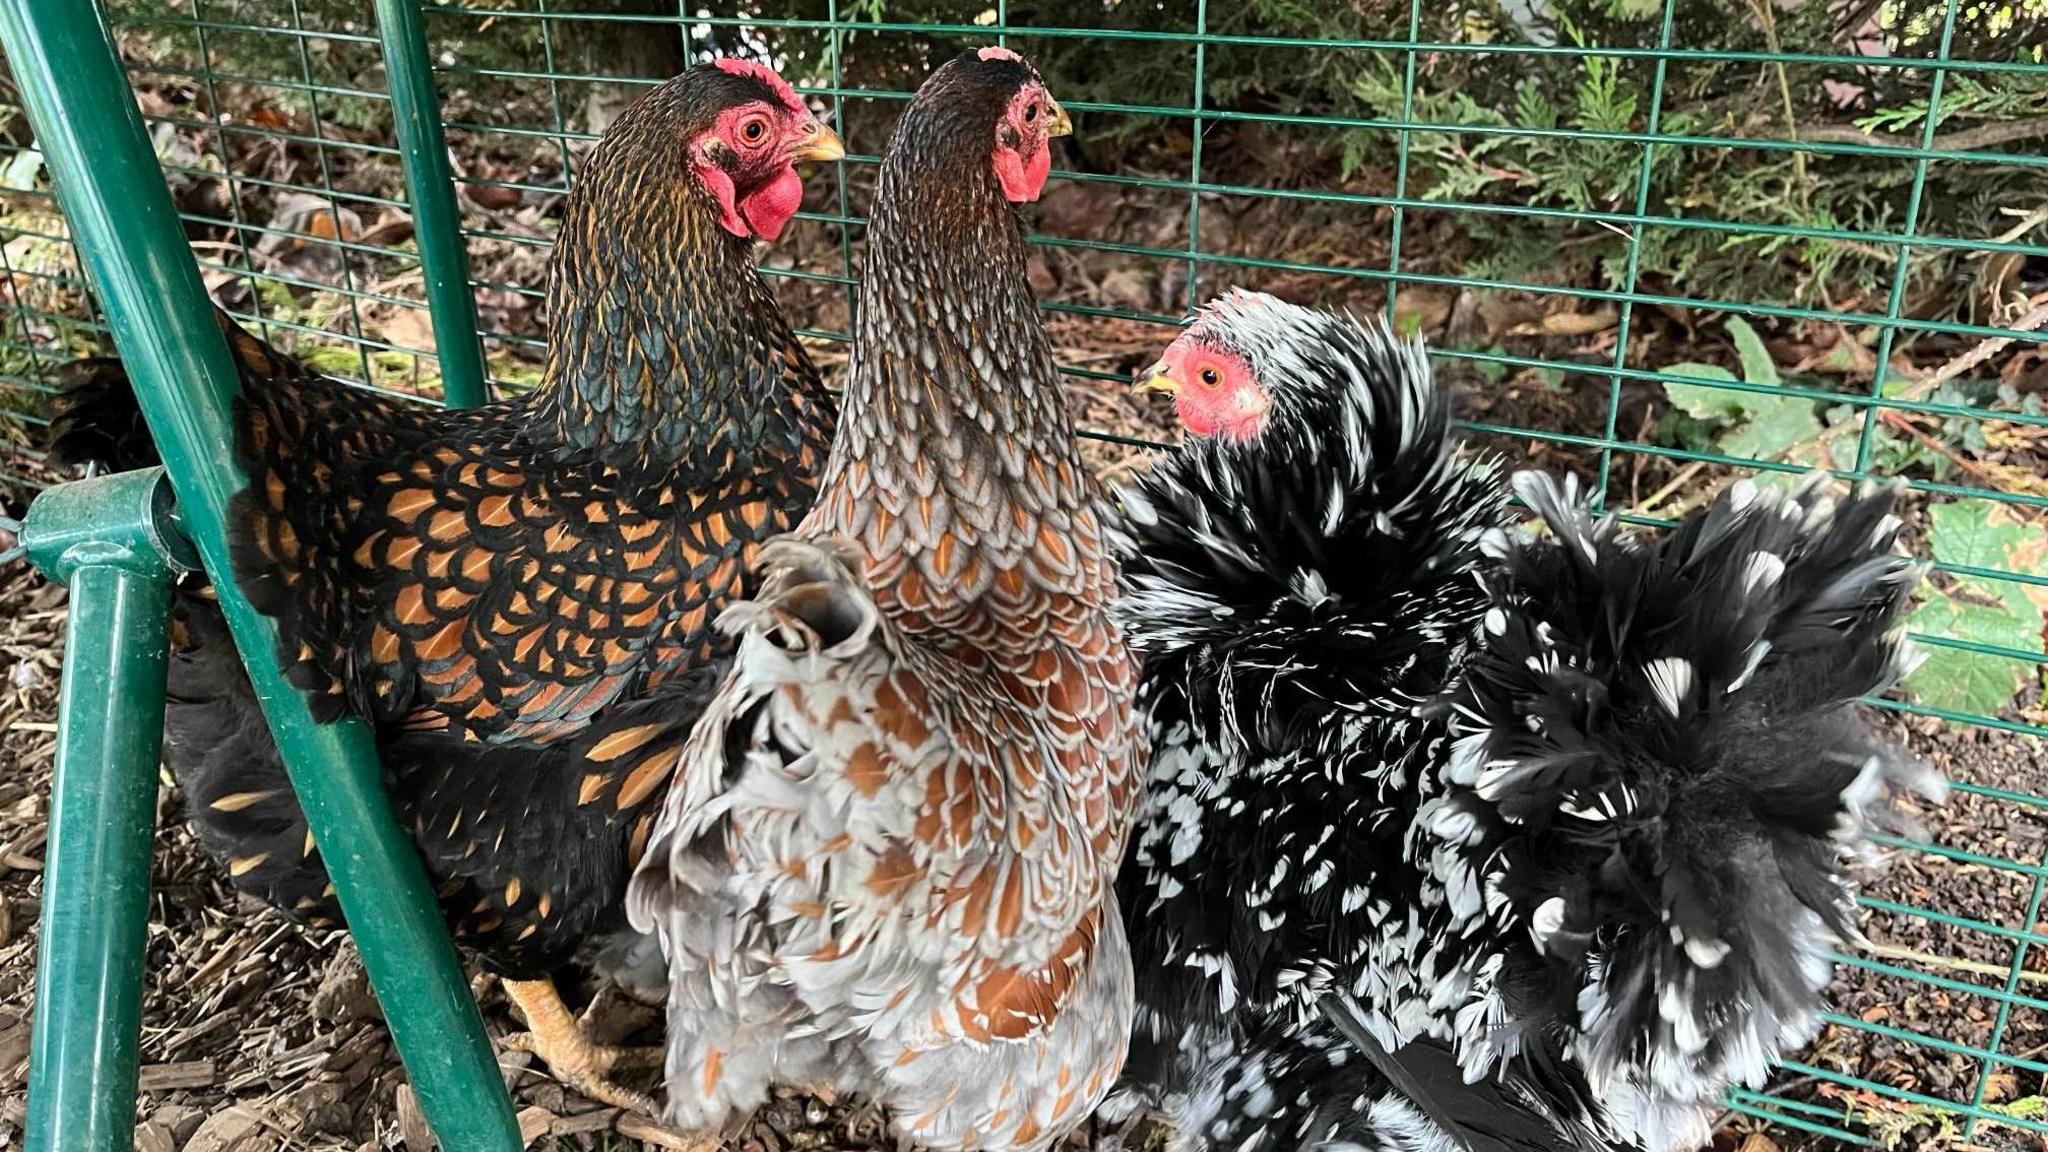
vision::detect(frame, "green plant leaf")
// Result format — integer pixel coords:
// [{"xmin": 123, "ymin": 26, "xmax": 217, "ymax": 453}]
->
[
  {"xmin": 1904, "ymin": 585, "xmax": 2042, "ymax": 717},
  {"xmin": 1724, "ymin": 316, "xmax": 1780, "ymax": 386},
  {"xmin": 1662, "ymin": 363, "xmax": 1742, "ymax": 421},
  {"xmin": 1903, "ymin": 501, "xmax": 2048, "ymax": 718},
  {"xmin": 1927, "ymin": 500, "xmax": 2038, "ymax": 576},
  {"xmin": 1720, "ymin": 393, "xmax": 1823, "ymax": 463},
  {"xmin": 1658, "ymin": 319, "xmax": 1818, "ymax": 462}
]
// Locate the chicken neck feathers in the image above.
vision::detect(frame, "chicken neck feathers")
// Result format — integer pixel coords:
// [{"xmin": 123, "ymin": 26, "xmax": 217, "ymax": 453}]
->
[{"xmin": 231, "ymin": 173, "xmax": 833, "ymax": 745}]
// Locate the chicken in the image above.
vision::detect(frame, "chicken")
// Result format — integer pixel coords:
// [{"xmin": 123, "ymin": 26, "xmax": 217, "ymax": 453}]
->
[
  {"xmin": 45, "ymin": 60, "xmax": 844, "ymax": 1115},
  {"xmin": 1109, "ymin": 291, "xmax": 1942, "ymax": 1152},
  {"xmin": 623, "ymin": 48, "xmax": 1146, "ymax": 1152}
]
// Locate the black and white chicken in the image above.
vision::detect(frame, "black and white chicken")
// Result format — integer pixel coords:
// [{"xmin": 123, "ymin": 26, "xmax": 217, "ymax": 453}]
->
[{"xmin": 1108, "ymin": 289, "xmax": 1943, "ymax": 1152}]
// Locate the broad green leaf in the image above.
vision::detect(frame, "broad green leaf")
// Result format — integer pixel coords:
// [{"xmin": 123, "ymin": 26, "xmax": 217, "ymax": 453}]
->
[
  {"xmin": 1662, "ymin": 363, "xmax": 1743, "ymax": 421},
  {"xmin": 1719, "ymin": 393, "xmax": 1823, "ymax": 463},
  {"xmin": 1904, "ymin": 582, "xmax": 2043, "ymax": 717},
  {"xmin": 1905, "ymin": 503, "xmax": 2048, "ymax": 717},
  {"xmin": 1724, "ymin": 316, "xmax": 1781, "ymax": 386},
  {"xmin": 1927, "ymin": 500, "xmax": 2039, "ymax": 576}
]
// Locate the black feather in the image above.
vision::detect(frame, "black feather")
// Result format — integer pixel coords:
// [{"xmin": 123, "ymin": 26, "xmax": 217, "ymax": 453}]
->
[
  {"xmin": 1113, "ymin": 295, "xmax": 1940, "ymax": 1152},
  {"xmin": 1322, "ymin": 997, "xmax": 1597, "ymax": 1152}
]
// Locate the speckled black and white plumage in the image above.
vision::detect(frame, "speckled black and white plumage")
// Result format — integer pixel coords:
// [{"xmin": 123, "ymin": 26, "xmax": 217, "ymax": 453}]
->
[
  {"xmin": 1111, "ymin": 292, "xmax": 1508, "ymax": 1143},
  {"xmin": 1110, "ymin": 292, "xmax": 1941, "ymax": 1152},
  {"xmin": 1409, "ymin": 468, "xmax": 1938, "ymax": 1151}
]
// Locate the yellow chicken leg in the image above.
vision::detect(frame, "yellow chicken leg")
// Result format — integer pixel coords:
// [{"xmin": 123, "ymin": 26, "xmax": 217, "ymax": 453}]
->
[{"xmin": 500, "ymin": 978, "xmax": 666, "ymax": 1114}]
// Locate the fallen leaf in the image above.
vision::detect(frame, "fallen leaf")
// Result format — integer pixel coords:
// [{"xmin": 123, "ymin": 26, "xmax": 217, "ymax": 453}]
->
[
  {"xmin": 1537, "ymin": 308, "xmax": 1618, "ymax": 337},
  {"xmin": 374, "ymin": 306, "xmax": 438, "ymax": 357}
]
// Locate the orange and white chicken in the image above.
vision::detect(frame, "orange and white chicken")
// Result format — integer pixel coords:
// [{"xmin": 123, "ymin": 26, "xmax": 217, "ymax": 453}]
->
[{"xmin": 625, "ymin": 48, "xmax": 1145, "ymax": 1152}]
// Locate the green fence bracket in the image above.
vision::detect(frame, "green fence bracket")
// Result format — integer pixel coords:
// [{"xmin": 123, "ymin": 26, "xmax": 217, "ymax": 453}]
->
[
  {"xmin": 15, "ymin": 467, "xmax": 198, "ymax": 582},
  {"xmin": 0, "ymin": 1, "xmax": 521, "ymax": 1149},
  {"xmin": 20, "ymin": 468, "xmax": 185, "ymax": 1152},
  {"xmin": 374, "ymin": 0, "xmax": 490, "ymax": 408}
]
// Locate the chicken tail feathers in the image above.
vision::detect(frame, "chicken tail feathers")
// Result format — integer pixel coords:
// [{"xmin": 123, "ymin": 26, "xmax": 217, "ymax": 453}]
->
[
  {"xmin": 1319, "ymin": 996, "xmax": 1603, "ymax": 1152},
  {"xmin": 161, "ymin": 596, "xmax": 339, "ymax": 924},
  {"xmin": 717, "ymin": 534, "xmax": 887, "ymax": 656},
  {"xmin": 626, "ymin": 533, "xmax": 892, "ymax": 945},
  {"xmin": 46, "ymin": 355, "xmax": 155, "ymax": 475},
  {"xmin": 45, "ymin": 307, "xmax": 299, "ymax": 477},
  {"xmin": 1419, "ymin": 470, "xmax": 1943, "ymax": 1151}
]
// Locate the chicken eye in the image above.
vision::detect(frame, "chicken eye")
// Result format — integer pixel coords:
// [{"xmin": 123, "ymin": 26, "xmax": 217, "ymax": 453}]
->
[
  {"xmin": 741, "ymin": 118, "xmax": 767, "ymax": 144},
  {"xmin": 1024, "ymin": 104, "xmax": 1039, "ymax": 123},
  {"xmin": 1199, "ymin": 367, "xmax": 1220, "ymax": 387}
]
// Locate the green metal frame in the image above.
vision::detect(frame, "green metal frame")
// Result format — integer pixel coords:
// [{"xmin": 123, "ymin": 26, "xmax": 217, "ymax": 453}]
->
[
  {"xmin": 0, "ymin": 0, "xmax": 2043, "ymax": 1144},
  {"xmin": 18, "ymin": 468, "xmax": 189, "ymax": 1152},
  {"xmin": 0, "ymin": 1, "xmax": 519, "ymax": 1148},
  {"xmin": 373, "ymin": 0, "xmax": 488, "ymax": 408}
]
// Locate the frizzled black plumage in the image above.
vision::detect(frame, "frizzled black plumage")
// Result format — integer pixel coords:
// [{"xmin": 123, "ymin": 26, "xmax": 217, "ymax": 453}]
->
[
  {"xmin": 1414, "ymin": 469, "xmax": 1937, "ymax": 1150},
  {"xmin": 1110, "ymin": 291, "xmax": 1941, "ymax": 1152},
  {"xmin": 1115, "ymin": 294, "xmax": 1504, "ymax": 1115}
]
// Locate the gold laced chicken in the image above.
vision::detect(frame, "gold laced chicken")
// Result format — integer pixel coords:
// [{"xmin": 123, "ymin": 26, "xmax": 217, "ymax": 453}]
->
[{"xmin": 48, "ymin": 61, "xmax": 844, "ymax": 1116}]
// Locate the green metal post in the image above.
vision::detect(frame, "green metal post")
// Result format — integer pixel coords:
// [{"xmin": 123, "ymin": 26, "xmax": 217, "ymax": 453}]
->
[
  {"xmin": 22, "ymin": 470, "xmax": 186, "ymax": 1152},
  {"xmin": 0, "ymin": 2, "xmax": 521, "ymax": 1149},
  {"xmin": 373, "ymin": 0, "xmax": 490, "ymax": 407}
]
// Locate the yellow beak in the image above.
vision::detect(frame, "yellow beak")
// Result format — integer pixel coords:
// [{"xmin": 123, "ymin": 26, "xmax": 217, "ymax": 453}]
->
[
  {"xmin": 1135, "ymin": 373, "xmax": 1179, "ymax": 395},
  {"xmin": 795, "ymin": 123, "xmax": 847, "ymax": 164},
  {"xmin": 1046, "ymin": 98, "xmax": 1073, "ymax": 139}
]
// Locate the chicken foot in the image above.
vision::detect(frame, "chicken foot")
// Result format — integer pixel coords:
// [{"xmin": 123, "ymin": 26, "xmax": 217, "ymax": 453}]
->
[{"xmin": 501, "ymin": 977, "xmax": 665, "ymax": 1114}]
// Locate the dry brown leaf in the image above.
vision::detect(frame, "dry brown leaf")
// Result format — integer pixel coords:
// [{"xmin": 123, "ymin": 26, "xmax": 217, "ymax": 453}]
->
[
  {"xmin": 1536, "ymin": 308, "xmax": 1618, "ymax": 337},
  {"xmin": 374, "ymin": 306, "xmax": 438, "ymax": 357},
  {"xmin": 1393, "ymin": 287, "xmax": 1455, "ymax": 337}
]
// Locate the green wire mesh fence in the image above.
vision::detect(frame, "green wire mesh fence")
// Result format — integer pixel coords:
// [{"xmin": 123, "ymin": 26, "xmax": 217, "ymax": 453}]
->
[{"xmin": 1, "ymin": 0, "xmax": 2046, "ymax": 1145}]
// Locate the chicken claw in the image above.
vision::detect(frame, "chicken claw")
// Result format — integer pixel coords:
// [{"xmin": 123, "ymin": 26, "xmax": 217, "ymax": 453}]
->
[
  {"xmin": 501, "ymin": 978, "xmax": 663, "ymax": 1114},
  {"xmin": 616, "ymin": 1114, "xmax": 728, "ymax": 1152}
]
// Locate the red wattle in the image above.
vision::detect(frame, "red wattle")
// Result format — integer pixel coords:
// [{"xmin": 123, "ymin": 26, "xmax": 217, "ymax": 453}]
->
[
  {"xmin": 741, "ymin": 165, "xmax": 804, "ymax": 241},
  {"xmin": 994, "ymin": 143, "xmax": 1052, "ymax": 203}
]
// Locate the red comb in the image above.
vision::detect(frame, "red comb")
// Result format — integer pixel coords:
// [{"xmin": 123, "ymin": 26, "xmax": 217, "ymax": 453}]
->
[
  {"xmin": 976, "ymin": 46, "xmax": 1024, "ymax": 63},
  {"xmin": 714, "ymin": 57, "xmax": 806, "ymax": 116}
]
